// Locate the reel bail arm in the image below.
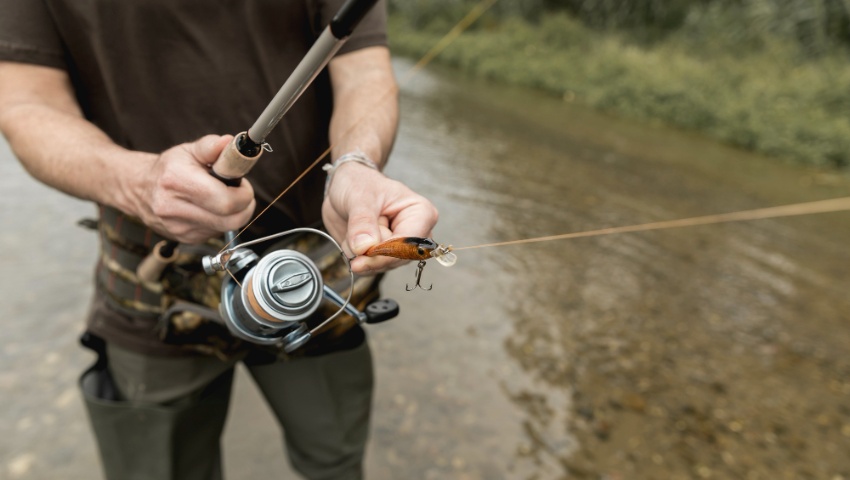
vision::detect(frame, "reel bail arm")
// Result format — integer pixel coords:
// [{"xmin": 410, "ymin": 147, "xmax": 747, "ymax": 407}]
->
[{"xmin": 202, "ymin": 228, "xmax": 399, "ymax": 353}]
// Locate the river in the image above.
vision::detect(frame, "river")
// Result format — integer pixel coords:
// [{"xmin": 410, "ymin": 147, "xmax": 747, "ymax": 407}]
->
[{"xmin": 2, "ymin": 57, "xmax": 849, "ymax": 479}]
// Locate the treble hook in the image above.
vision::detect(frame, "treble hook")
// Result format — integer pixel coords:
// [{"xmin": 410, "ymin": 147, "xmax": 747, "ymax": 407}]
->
[{"xmin": 406, "ymin": 260, "xmax": 432, "ymax": 291}]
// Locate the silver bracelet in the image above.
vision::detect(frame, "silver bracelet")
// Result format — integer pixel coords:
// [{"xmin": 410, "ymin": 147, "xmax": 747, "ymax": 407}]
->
[{"xmin": 322, "ymin": 151, "xmax": 379, "ymax": 197}]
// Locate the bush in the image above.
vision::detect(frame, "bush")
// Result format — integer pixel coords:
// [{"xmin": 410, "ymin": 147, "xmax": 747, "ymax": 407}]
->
[{"xmin": 388, "ymin": 1, "xmax": 850, "ymax": 168}]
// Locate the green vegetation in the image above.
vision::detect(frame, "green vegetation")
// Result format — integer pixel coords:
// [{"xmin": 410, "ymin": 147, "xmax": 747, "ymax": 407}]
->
[{"xmin": 388, "ymin": 1, "xmax": 850, "ymax": 168}]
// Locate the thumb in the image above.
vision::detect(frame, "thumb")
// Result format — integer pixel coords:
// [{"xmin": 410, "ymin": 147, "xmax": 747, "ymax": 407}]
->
[
  {"xmin": 190, "ymin": 134, "xmax": 232, "ymax": 165},
  {"xmin": 346, "ymin": 206, "xmax": 382, "ymax": 256}
]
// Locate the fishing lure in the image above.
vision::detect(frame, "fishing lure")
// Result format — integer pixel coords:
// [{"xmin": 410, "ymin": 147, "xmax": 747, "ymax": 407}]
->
[{"xmin": 363, "ymin": 237, "xmax": 456, "ymax": 290}]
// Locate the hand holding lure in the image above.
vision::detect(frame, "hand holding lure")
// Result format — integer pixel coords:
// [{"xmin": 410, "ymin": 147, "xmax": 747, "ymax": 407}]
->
[{"xmin": 362, "ymin": 237, "xmax": 456, "ymax": 290}]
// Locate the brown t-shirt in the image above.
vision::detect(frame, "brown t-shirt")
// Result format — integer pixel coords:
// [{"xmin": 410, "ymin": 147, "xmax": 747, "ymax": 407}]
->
[
  {"xmin": 0, "ymin": 0, "xmax": 388, "ymax": 355},
  {"xmin": 0, "ymin": 0, "xmax": 386, "ymax": 226}
]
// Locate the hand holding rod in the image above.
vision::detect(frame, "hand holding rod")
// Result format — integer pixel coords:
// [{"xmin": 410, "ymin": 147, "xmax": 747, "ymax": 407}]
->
[
  {"xmin": 210, "ymin": 0, "xmax": 381, "ymax": 183},
  {"xmin": 137, "ymin": 0, "xmax": 380, "ymax": 284}
]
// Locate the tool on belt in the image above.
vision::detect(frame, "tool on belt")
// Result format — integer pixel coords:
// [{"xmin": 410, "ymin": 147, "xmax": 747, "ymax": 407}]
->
[{"xmin": 126, "ymin": 0, "xmax": 398, "ymax": 353}]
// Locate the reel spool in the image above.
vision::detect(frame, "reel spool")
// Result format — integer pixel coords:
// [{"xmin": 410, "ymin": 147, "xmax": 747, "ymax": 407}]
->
[{"xmin": 203, "ymin": 228, "xmax": 399, "ymax": 352}]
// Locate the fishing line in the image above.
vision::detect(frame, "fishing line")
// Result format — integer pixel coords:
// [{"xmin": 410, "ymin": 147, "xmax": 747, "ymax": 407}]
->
[
  {"xmin": 225, "ymin": 267, "xmax": 243, "ymax": 289},
  {"xmin": 452, "ymin": 196, "xmax": 850, "ymax": 251},
  {"xmin": 221, "ymin": 0, "xmax": 498, "ymax": 253},
  {"xmin": 224, "ymin": 0, "xmax": 847, "ymax": 259}
]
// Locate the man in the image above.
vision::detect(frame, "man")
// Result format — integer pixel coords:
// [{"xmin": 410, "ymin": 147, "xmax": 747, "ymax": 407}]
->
[{"xmin": 0, "ymin": 1, "xmax": 437, "ymax": 479}]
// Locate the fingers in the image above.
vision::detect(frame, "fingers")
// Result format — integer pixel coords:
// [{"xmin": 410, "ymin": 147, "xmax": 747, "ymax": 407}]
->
[
  {"xmin": 348, "ymin": 223, "xmax": 402, "ymax": 274},
  {"xmin": 387, "ymin": 199, "xmax": 439, "ymax": 239},
  {"xmin": 345, "ymin": 204, "xmax": 383, "ymax": 256},
  {"xmin": 152, "ymin": 196, "xmax": 257, "ymax": 243},
  {"xmin": 350, "ymin": 255, "xmax": 408, "ymax": 275},
  {"xmin": 179, "ymin": 135, "xmax": 255, "ymax": 216},
  {"xmin": 143, "ymin": 135, "xmax": 257, "ymax": 243},
  {"xmin": 321, "ymin": 162, "xmax": 440, "ymax": 275},
  {"xmin": 324, "ymin": 176, "xmax": 438, "ymax": 274},
  {"xmin": 348, "ymin": 206, "xmax": 436, "ymax": 275},
  {"xmin": 189, "ymin": 134, "xmax": 232, "ymax": 165}
]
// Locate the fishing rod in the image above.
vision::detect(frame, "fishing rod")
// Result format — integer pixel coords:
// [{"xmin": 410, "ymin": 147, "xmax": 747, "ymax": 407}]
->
[
  {"xmin": 133, "ymin": 0, "xmax": 406, "ymax": 352},
  {"xmin": 136, "ymin": 0, "xmax": 380, "ymax": 284}
]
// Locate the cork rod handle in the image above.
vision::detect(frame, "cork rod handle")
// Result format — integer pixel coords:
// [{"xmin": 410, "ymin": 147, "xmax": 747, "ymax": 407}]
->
[{"xmin": 210, "ymin": 132, "xmax": 264, "ymax": 186}]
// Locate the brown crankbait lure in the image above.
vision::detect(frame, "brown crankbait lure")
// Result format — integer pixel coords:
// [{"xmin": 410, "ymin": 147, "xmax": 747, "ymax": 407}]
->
[{"xmin": 363, "ymin": 237, "xmax": 456, "ymax": 290}]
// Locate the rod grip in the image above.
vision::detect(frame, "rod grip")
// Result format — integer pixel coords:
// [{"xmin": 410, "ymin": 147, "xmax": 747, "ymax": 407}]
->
[
  {"xmin": 330, "ymin": 0, "xmax": 380, "ymax": 38},
  {"xmin": 210, "ymin": 132, "xmax": 263, "ymax": 185}
]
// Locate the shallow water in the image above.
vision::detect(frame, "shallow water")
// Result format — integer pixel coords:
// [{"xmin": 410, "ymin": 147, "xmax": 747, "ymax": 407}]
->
[
  {"xmin": 2, "ymin": 57, "xmax": 849, "ymax": 479},
  {"xmin": 376, "ymin": 58, "xmax": 850, "ymax": 479}
]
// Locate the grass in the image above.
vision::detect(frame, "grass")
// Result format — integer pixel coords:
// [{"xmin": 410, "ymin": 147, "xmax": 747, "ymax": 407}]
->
[{"xmin": 388, "ymin": 12, "xmax": 850, "ymax": 168}]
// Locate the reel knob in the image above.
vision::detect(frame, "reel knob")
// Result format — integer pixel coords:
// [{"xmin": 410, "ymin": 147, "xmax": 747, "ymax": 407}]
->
[
  {"xmin": 247, "ymin": 249, "xmax": 323, "ymax": 324},
  {"xmin": 219, "ymin": 250, "xmax": 324, "ymax": 346}
]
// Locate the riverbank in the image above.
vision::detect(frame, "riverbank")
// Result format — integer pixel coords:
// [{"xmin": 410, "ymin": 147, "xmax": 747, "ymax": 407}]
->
[{"xmin": 388, "ymin": 11, "xmax": 850, "ymax": 169}]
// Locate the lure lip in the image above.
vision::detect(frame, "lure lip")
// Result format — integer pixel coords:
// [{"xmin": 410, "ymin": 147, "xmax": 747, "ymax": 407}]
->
[{"xmin": 430, "ymin": 244, "xmax": 457, "ymax": 267}]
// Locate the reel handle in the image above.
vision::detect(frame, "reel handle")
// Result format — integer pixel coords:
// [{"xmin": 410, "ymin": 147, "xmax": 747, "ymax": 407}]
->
[
  {"xmin": 321, "ymin": 286, "xmax": 399, "ymax": 325},
  {"xmin": 364, "ymin": 299, "xmax": 399, "ymax": 324}
]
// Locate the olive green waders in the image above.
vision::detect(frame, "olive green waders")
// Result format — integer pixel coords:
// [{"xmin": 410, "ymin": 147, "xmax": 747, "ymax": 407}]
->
[{"xmin": 79, "ymin": 332, "xmax": 373, "ymax": 480}]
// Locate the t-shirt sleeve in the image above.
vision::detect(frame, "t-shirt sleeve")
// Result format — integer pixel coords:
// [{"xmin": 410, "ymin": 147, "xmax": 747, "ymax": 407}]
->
[
  {"xmin": 316, "ymin": 0, "xmax": 388, "ymax": 56},
  {"xmin": 0, "ymin": 0, "xmax": 66, "ymax": 69}
]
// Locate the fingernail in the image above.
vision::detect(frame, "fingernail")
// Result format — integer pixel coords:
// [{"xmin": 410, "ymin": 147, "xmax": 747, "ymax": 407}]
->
[
  {"xmin": 350, "ymin": 259, "xmax": 372, "ymax": 275},
  {"xmin": 352, "ymin": 234, "xmax": 374, "ymax": 253}
]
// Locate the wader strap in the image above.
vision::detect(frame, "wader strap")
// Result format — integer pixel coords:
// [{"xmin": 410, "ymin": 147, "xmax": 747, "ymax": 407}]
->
[
  {"xmin": 95, "ymin": 206, "xmax": 223, "ymax": 318},
  {"xmin": 92, "ymin": 205, "xmax": 238, "ymax": 358},
  {"xmin": 96, "ymin": 206, "xmax": 169, "ymax": 316},
  {"xmin": 99, "ymin": 205, "xmax": 168, "ymax": 251}
]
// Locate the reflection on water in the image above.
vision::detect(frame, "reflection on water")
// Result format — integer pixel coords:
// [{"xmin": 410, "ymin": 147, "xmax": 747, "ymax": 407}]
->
[{"xmin": 373, "ymin": 58, "xmax": 850, "ymax": 479}]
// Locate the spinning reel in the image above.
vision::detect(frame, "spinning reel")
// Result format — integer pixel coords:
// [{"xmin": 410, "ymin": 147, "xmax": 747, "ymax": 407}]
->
[{"xmin": 202, "ymin": 228, "xmax": 399, "ymax": 353}]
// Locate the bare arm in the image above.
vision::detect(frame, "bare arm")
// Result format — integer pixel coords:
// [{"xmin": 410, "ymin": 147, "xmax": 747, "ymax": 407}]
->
[
  {"xmin": 0, "ymin": 62, "xmax": 255, "ymax": 244},
  {"xmin": 327, "ymin": 45, "xmax": 398, "ymax": 167},
  {"xmin": 322, "ymin": 47, "xmax": 439, "ymax": 273},
  {"xmin": 0, "ymin": 62, "xmax": 145, "ymax": 206}
]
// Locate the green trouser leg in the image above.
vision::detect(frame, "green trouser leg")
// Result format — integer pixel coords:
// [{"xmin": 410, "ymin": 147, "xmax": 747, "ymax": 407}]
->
[
  {"xmin": 78, "ymin": 334, "xmax": 374, "ymax": 480},
  {"xmin": 79, "ymin": 342, "xmax": 239, "ymax": 480},
  {"xmin": 247, "ymin": 339, "xmax": 374, "ymax": 480}
]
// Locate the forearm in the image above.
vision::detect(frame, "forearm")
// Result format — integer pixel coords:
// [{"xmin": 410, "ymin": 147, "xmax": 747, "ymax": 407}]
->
[
  {"xmin": 0, "ymin": 62, "xmax": 255, "ymax": 243},
  {"xmin": 1, "ymin": 104, "xmax": 154, "ymax": 210},
  {"xmin": 0, "ymin": 64, "xmax": 153, "ymax": 214},
  {"xmin": 322, "ymin": 47, "xmax": 439, "ymax": 269},
  {"xmin": 328, "ymin": 46, "xmax": 398, "ymax": 168}
]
